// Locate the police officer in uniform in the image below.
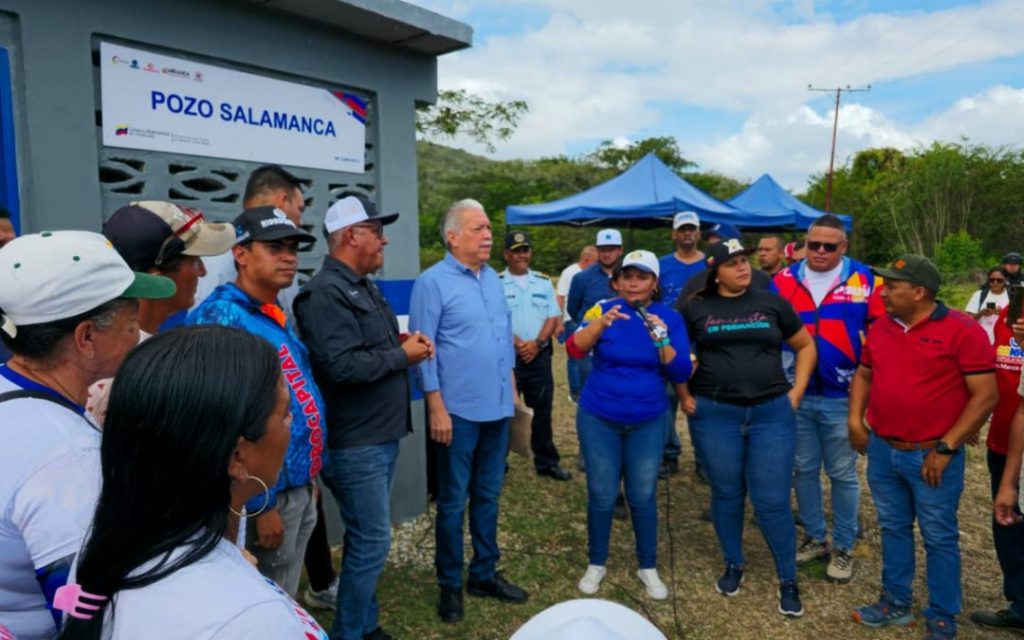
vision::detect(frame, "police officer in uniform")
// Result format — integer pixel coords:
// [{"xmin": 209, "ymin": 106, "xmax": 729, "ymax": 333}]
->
[{"xmin": 501, "ymin": 230, "xmax": 571, "ymax": 480}]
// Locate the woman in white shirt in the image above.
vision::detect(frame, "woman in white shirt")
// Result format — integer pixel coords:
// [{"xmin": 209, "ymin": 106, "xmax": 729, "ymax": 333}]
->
[
  {"xmin": 58, "ymin": 325, "xmax": 327, "ymax": 639},
  {"xmin": 965, "ymin": 267, "xmax": 1010, "ymax": 344}
]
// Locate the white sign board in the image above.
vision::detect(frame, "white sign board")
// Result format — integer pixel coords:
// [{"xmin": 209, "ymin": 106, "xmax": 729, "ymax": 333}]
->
[{"xmin": 100, "ymin": 42, "xmax": 366, "ymax": 173}]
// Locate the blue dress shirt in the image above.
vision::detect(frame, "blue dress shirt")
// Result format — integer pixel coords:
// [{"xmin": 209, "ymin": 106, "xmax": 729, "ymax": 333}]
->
[{"xmin": 410, "ymin": 253, "xmax": 515, "ymax": 422}]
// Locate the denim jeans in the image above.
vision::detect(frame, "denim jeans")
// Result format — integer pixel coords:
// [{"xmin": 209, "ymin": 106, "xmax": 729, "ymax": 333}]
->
[
  {"xmin": 320, "ymin": 442, "xmax": 399, "ymax": 640},
  {"xmin": 867, "ymin": 433, "xmax": 965, "ymax": 628},
  {"xmin": 987, "ymin": 450, "xmax": 1024, "ymax": 617},
  {"xmin": 576, "ymin": 406, "xmax": 664, "ymax": 568},
  {"xmin": 689, "ymin": 394, "xmax": 797, "ymax": 581},
  {"xmin": 560, "ymin": 320, "xmax": 582, "ymax": 398},
  {"xmin": 435, "ymin": 415, "xmax": 509, "ymax": 587},
  {"xmin": 794, "ymin": 395, "xmax": 860, "ymax": 550}
]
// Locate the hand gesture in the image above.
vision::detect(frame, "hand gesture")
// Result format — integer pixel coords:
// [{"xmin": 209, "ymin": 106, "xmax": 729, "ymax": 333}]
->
[
  {"xmin": 517, "ymin": 339, "xmax": 540, "ymax": 364},
  {"xmin": 401, "ymin": 331, "xmax": 433, "ymax": 365},
  {"xmin": 600, "ymin": 305, "xmax": 630, "ymax": 328}
]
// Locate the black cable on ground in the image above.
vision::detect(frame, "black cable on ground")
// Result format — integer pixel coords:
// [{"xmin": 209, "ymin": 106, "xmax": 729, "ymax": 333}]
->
[{"xmin": 661, "ymin": 475, "xmax": 686, "ymax": 638}]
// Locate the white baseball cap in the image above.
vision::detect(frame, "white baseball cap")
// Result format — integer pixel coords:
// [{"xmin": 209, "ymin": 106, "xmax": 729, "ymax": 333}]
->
[
  {"xmin": 596, "ymin": 228, "xmax": 622, "ymax": 247},
  {"xmin": 621, "ymin": 249, "xmax": 660, "ymax": 278},
  {"xmin": 672, "ymin": 211, "xmax": 700, "ymax": 229},
  {"xmin": 0, "ymin": 230, "xmax": 175, "ymax": 338},
  {"xmin": 324, "ymin": 195, "xmax": 399, "ymax": 235}
]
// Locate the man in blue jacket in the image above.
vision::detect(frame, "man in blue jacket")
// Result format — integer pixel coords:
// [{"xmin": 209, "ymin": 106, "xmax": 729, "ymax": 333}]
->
[{"xmin": 188, "ymin": 206, "xmax": 325, "ymax": 598}]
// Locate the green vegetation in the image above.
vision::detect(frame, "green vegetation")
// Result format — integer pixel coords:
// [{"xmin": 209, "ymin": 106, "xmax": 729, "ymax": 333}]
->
[{"xmin": 417, "ymin": 137, "xmax": 1024, "ymax": 291}]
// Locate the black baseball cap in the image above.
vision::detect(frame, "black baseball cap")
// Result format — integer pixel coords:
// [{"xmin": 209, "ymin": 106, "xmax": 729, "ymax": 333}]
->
[
  {"xmin": 102, "ymin": 201, "xmax": 234, "ymax": 271},
  {"xmin": 505, "ymin": 230, "xmax": 531, "ymax": 250},
  {"xmin": 872, "ymin": 254, "xmax": 941, "ymax": 293},
  {"xmin": 1002, "ymin": 252, "xmax": 1022, "ymax": 265},
  {"xmin": 705, "ymin": 238, "xmax": 754, "ymax": 268},
  {"xmin": 233, "ymin": 206, "xmax": 316, "ymax": 246}
]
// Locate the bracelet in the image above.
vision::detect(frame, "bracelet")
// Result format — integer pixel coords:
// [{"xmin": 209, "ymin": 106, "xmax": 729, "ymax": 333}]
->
[{"xmin": 654, "ymin": 337, "xmax": 671, "ymax": 348}]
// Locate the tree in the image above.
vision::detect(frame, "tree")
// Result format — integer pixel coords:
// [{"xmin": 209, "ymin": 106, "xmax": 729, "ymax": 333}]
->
[
  {"xmin": 585, "ymin": 136, "xmax": 696, "ymax": 173},
  {"xmin": 416, "ymin": 89, "xmax": 528, "ymax": 153}
]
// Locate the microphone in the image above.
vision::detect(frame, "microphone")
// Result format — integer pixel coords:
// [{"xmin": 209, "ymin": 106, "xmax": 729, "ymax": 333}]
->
[{"xmin": 630, "ymin": 300, "xmax": 668, "ymax": 341}]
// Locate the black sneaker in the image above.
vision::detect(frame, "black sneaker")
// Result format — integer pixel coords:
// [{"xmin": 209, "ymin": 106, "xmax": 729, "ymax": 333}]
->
[
  {"xmin": 778, "ymin": 580, "xmax": 804, "ymax": 617},
  {"xmin": 715, "ymin": 563, "xmax": 744, "ymax": 597},
  {"xmin": 437, "ymin": 585, "xmax": 463, "ymax": 623},
  {"xmin": 970, "ymin": 608, "xmax": 1024, "ymax": 631},
  {"xmin": 467, "ymin": 571, "xmax": 529, "ymax": 603}
]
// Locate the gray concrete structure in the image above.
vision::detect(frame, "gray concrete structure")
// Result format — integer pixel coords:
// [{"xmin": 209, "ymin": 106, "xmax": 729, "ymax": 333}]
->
[{"xmin": 0, "ymin": 0, "xmax": 470, "ymax": 524}]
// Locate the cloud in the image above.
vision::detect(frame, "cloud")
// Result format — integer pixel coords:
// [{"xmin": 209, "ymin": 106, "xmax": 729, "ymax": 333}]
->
[{"xmin": 411, "ymin": 0, "xmax": 1024, "ymax": 188}]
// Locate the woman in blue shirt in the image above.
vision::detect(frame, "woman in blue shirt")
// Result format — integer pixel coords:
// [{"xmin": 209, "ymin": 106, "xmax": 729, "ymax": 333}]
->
[{"xmin": 566, "ymin": 250, "xmax": 691, "ymax": 600}]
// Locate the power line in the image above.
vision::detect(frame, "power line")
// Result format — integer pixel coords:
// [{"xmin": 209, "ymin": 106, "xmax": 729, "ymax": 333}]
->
[{"xmin": 808, "ymin": 84, "xmax": 871, "ymax": 212}]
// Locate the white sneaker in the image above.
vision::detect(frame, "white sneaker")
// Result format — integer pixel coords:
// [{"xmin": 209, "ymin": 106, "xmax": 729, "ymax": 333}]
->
[
  {"xmin": 578, "ymin": 564, "xmax": 606, "ymax": 594},
  {"xmin": 637, "ymin": 568, "xmax": 668, "ymax": 600},
  {"xmin": 303, "ymin": 577, "xmax": 338, "ymax": 611}
]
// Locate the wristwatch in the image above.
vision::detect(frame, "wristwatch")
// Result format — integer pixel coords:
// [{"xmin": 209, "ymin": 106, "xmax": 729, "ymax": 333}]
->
[{"xmin": 935, "ymin": 442, "xmax": 957, "ymax": 456}]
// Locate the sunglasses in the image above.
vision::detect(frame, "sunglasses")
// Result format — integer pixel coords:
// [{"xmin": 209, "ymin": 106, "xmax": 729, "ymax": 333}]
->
[
  {"xmin": 155, "ymin": 207, "xmax": 205, "ymax": 266},
  {"xmin": 352, "ymin": 222, "xmax": 384, "ymax": 238},
  {"xmin": 990, "ymin": 277, "xmax": 1007, "ymax": 283},
  {"xmin": 806, "ymin": 241, "xmax": 839, "ymax": 253}
]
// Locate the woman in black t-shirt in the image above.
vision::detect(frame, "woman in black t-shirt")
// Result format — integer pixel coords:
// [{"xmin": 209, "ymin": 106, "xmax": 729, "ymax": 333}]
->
[{"xmin": 680, "ymin": 239, "xmax": 816, "ymax": 618}]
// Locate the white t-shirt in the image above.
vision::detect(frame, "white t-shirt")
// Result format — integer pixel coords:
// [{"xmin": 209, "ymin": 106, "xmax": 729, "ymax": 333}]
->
[
  {"xmin": 193, "ymin": 252, "xmax": 300, "ymax": 321},
  {"xmin": 0, "ymin": 369, "xmax": 102, "ymax": 640},
  {"xmin": 804, "ymin": 262, "xmax": 843, "ymax": 307},
  {"xmin": 557, "ymin": 262, "xmax": 583, "ymax": 322},
  {"xmin": 965, "ymin": 288, "xmax": 1009, "ymax": 344},
  {"xmin": 94, "ymin": 538, "xmax": 327, "ymax": 639}
]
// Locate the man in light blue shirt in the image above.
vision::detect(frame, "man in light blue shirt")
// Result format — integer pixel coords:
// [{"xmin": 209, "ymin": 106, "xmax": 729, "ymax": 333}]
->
[
  {"xmin": 501, "ymin": 230, "xmax": 568, "ymax": 481},
  {"xmin": 409, "ymin": 198, "xmax": 528, "ymax": 625}
]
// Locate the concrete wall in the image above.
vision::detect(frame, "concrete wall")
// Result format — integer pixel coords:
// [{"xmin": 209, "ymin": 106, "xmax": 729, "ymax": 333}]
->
[{"xmin": 0, "ymin": 0, "xmax": 441, "ymax": 523}]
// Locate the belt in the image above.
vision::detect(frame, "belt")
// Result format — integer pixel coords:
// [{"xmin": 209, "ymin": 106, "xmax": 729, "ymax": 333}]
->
[{"xmin": 881, "ymin": 437, "xmax": 941, "ymax": 451}]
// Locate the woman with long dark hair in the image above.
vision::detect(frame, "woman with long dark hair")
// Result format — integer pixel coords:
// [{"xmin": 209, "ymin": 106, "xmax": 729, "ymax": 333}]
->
[
  {"xmin": 566, "ymin": 250, "xmax": 691, "ymax": 600},
  {"xmin": 57, "ymin": 325, "xmax": 327, "ymax": 639},
  {"xmin": 680, "ymin": 239, "xmax": 815, "ymax": 618}
]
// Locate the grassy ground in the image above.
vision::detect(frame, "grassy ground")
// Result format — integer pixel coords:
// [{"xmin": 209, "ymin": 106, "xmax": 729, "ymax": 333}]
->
[
  {"xmin": 308, "ymin": 346, "xmax": 1012, "ymax": 639},
  {"xmin": 307, "ymin": 280, "xmax": 1001, "ymax": 639}
]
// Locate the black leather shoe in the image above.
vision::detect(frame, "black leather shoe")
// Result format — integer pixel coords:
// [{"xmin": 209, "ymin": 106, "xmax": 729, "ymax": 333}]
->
[
  {"xmin": 971, "ymin": 608, "xmax": 1024, "ymax": 630},
  {"xmin": 437, "ymin": 585, "xmax": 464, "ymax": 623},
  {"xmin": 363, "ymin": 627, "xmax": 394, "ymax": 640},
  {"xmin": 467, "ymin": 572, "xmax": 529, "ymax": 603},
  {"xmin": 537, "ymin": 464, "xmax": 572, "ymax": 481}
]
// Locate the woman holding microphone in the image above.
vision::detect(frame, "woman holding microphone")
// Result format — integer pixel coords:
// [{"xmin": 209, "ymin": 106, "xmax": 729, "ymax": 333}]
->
[
  {"xmin": 566, "ymin": 250, "xmax": 692, "ymax": 600},
  {"xmin": 680, "ymin": 239, "xmax": 815, "ymax": 618}
]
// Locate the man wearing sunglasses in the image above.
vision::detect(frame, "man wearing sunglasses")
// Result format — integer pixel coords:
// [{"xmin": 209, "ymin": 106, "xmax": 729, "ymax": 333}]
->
[
  {"xmin": 773, "ymin": 213, "xmax": 884, "ymax": 584},
  {"xmin": 294, "ymin": 195, "xmax": 432, "ymax": 640}
]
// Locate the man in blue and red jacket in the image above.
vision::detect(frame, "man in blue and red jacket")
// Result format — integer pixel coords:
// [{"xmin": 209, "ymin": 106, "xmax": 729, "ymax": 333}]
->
[
  {"xmin": 773, "ymin": 214, "xmax": 883, "ymax": 583},
  {"xmin": 188, "ymin": 206, "xmax": 325, "ymax": 599}
]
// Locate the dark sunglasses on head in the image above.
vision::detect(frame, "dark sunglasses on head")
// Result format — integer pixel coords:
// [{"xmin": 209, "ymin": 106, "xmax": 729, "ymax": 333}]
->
[
  {"xmin": 990, "ymin": 277, "xmax": 1006, "ymax": 283},
  {"xmin": 807, "ymin": 241, "xmax": 839, "ymax": 253}
]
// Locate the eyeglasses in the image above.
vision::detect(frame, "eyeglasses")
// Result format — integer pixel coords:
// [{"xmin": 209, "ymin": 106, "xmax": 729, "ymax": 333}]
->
[
  {"xmin": 806, "ymin": 241, "xmax": 839, "ymax": 253},
  {"xmin": 990, "ymin": 278, "xmax": 1006, "ymax": 283},
  {"xmin": 352, "ymin": 222, "xmax": 384, "ymax": 238}
]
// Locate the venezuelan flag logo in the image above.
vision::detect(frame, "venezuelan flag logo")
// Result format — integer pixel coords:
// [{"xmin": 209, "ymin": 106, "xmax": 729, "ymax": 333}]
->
[
  {"xmin": 114, "ymin": 124, "xmax": 129, "ymax": 136},
  {"xmin": 331, "ymin": 91, "xmax": 367, "ymax": 124}
]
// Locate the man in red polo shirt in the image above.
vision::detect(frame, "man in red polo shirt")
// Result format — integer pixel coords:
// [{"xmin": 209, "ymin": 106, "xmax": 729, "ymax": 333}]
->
[
  {"xmin": 848, "ymin": 254, "xmax": 997, "ymax": 640},
  {"xmin": 970, "ymin": 307, "xmax": 1024, "ymax": 633}
]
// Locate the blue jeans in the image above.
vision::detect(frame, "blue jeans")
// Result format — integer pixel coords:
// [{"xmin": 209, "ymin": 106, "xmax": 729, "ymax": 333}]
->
[
  {"xmin": 867, "ymin": 433, "xmax": 965, "ymax": 628},
  {"xmin": 794, "ymin": 395, "xmax": 860, "ymax": 550},
  {"xmin": 435, "ymin": 415, "xmax": 509, "ymax": 587},
  {"xmin": 576, "ymin": 406, "xmax": 663, "ymax": 568},
  {"xmin": 561, "ymin": 320, "xmax": 582, "ymax": 398},
  {"xmin": 320, "ymin": 442, "xmax": 399, "ymax": 640},
  {"xmin": 689, "ymin": 394, "xmax": 797, "ymax": 581}
]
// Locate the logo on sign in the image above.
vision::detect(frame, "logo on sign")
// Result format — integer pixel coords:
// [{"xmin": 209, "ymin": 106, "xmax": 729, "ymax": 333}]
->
[
  {"xmin": 143, "ymin": 62, "xmax": 159, "ymax": 73},
  {"xmin": 114, "ymin": 124, "xmax": 129, "ymax": 136},
  {"xmin": 162, "ymin": 67, "xmax": 191, "ymax": 79}
]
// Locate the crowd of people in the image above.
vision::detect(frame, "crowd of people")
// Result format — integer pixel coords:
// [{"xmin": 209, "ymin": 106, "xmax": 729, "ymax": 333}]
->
[{"xmin": 1, "ymin": 174, "xmax": 1024, "ymax": 640}]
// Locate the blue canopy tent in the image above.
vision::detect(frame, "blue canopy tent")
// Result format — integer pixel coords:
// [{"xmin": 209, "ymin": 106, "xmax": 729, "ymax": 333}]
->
[
  {"xmin": 727, "ymin": 174, "xmax": 852, "ymax": 231},
  {"xmin": 505, "ymin": 153, "xmax": 787, "ymax": 229}
]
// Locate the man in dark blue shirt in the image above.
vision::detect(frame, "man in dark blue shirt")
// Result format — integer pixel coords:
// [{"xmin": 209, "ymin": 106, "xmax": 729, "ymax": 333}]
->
[{"xmin": 566, "ymin": 229, "xmax": 623, "ymax": 390}]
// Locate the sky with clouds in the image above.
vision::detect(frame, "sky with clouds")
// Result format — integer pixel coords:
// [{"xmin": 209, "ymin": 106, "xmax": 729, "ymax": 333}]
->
[{"xmin": 408, "ymin": 0, "xmax": 1024, "ymax": 192}]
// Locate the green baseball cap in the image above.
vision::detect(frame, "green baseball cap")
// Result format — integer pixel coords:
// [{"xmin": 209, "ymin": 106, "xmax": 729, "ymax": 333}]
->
[{"xmin": 871, "ymin": 254, "xmax": 941, "ymax": 293}]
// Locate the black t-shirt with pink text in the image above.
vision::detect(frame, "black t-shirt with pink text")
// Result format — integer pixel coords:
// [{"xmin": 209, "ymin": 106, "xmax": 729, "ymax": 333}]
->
[{"xmin": 684, "ymin": 288, "xmax": 803, "ymax": 405}]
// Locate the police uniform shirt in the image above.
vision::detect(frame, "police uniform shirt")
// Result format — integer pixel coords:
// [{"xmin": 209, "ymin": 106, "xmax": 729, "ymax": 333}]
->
[{"xmin": 500, "ymin": 269, "xmax": 561, "ymax": 343}]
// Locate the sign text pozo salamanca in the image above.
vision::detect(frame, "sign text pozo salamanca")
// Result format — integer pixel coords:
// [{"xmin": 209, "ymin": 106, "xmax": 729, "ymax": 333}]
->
[{"xmin": 150, "ymin": 90, "xmax": 337, "ymax": 137}]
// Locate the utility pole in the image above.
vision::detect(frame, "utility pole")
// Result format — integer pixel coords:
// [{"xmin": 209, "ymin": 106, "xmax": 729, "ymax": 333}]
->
[{"xmin": 808, "ymin": 84, "xmax": 871, "ymax": 212}]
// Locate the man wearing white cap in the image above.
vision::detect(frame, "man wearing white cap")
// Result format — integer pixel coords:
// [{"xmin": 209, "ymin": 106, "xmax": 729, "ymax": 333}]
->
[
  {"xmin": 294, "ymin": 195, "xmax": 432, "ymax": 640},
  {"xmin": 0, "ymin": 231, "xmax": 174, "ymax": 639}
]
